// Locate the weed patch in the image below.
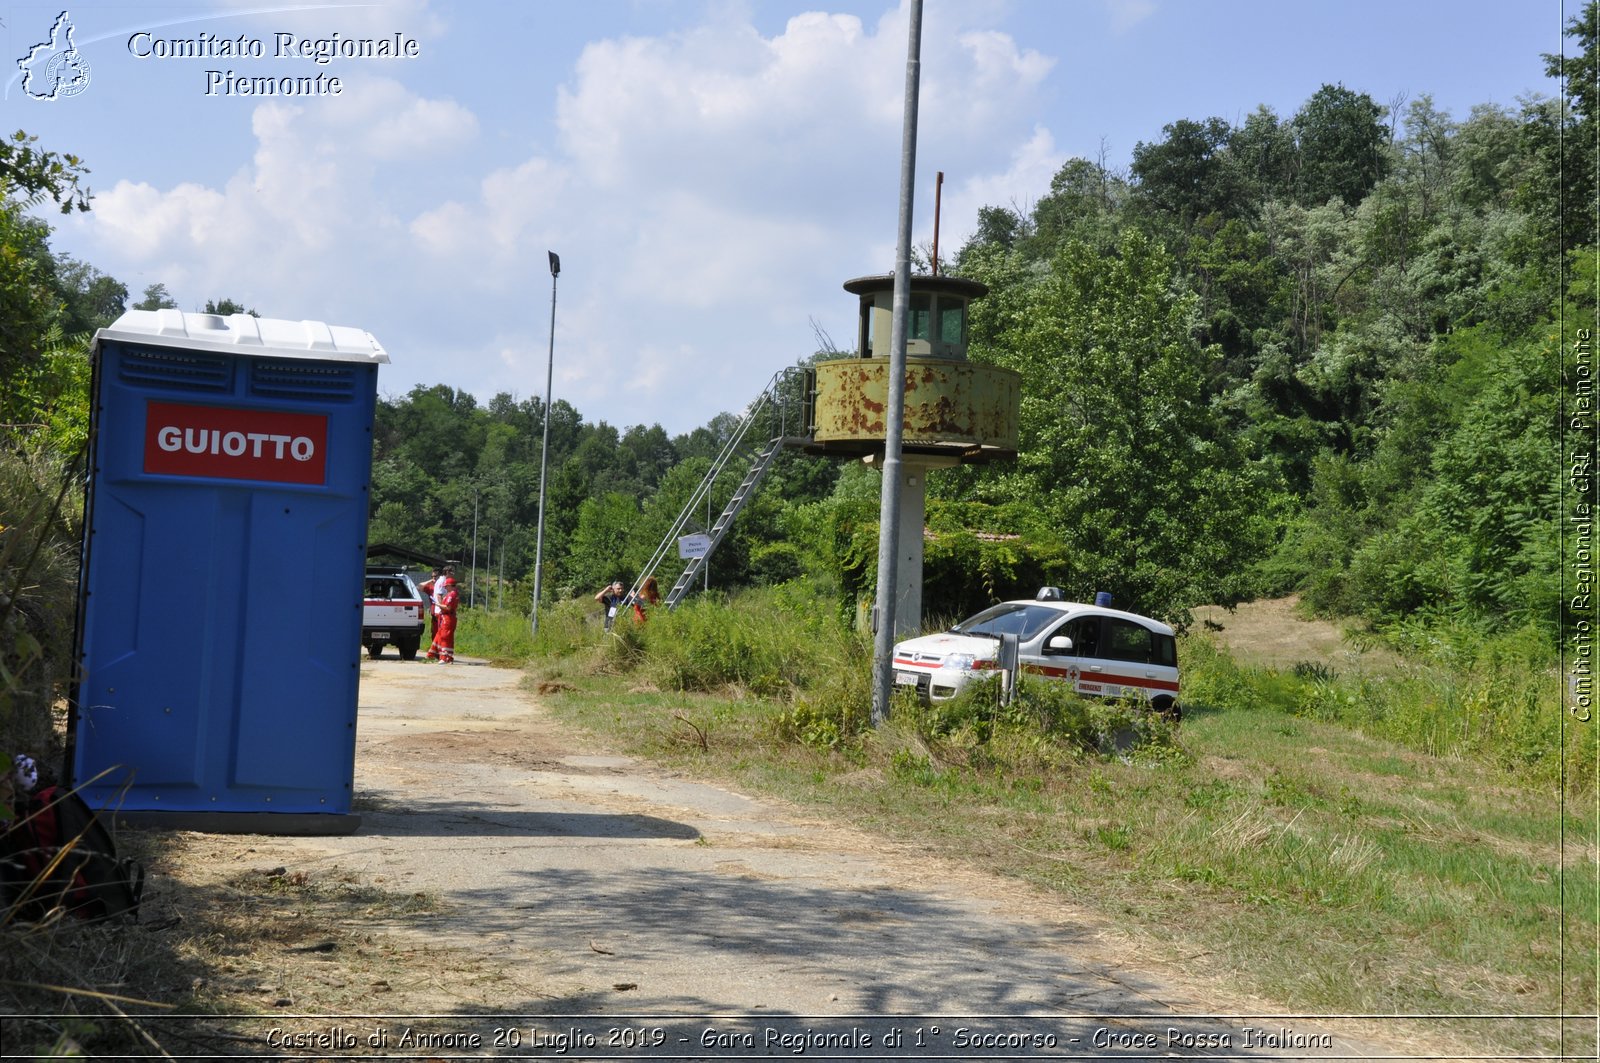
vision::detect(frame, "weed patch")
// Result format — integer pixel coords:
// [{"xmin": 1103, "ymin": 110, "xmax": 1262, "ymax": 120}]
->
[{"xmin": 1179, "ymin": 631, "xmax": 1587, "ymax": 794}]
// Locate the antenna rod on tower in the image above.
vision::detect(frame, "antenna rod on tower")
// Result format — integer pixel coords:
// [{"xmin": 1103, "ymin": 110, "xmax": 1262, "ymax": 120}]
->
[{"xmin": 932, "ymin": 170, "xmax": 943, "ymax": 276}]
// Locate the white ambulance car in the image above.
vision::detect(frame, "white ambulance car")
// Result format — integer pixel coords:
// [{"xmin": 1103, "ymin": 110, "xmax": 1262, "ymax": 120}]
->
[{"xmin": 892, "ymin": 590, "xmax": 1180, "ymax": 716}]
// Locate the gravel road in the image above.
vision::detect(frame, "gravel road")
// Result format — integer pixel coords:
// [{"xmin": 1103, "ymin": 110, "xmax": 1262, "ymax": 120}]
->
[{"xmin": 152, "ymin": 654, "xmax": 1437, "ymax": 1061}]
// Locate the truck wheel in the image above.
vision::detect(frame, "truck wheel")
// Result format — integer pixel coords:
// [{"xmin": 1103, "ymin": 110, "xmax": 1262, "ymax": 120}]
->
[
  {"xmin": 398, "ymin": 639, "xmax": 420, "ymax": 661},
  {"xmin": 366, "ymin": 642, "xmax": 385, "ymax": 659}
]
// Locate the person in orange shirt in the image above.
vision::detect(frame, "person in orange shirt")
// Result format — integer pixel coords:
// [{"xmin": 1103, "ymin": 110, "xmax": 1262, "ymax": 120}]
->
[{"xmin": 632, "ymin": 575, "xmax": 661, "ymax": 623}]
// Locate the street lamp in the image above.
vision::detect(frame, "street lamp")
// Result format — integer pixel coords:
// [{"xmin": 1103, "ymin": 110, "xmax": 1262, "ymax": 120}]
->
[{"xmin": 531, "ymin": 251, "xmax": 559, "ymax": 637}]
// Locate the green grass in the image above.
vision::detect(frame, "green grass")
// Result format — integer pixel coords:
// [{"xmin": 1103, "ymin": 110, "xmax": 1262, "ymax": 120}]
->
[
  {"xmin": 455, "ymin": 603, "xmax": 549, "ymax": 665},
  {"xmin": 517, "ymin": 584, "xmax": 1598, "ymax": 1057}
]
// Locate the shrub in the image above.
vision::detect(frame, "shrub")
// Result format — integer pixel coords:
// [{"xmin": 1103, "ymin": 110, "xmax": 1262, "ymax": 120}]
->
[
  {"xmin": 1179, "ymin": 623, "xmax": 1587, "ymax": 794},
  {"xmin": 0, "ymin": 449, "xmax": 82, "ymax": 768},
  {"xmin": 888, "ymin": 671, "xmax": 1184, "ymax": 766},
  {"xmin": 529, "ymin": 597, "xmax": 604, "ymax": 660},
  {"xmin": 582, "ymin": 580, "xmax": 859, "ymax": 699},
  {"xmin": 748, "ymin": 542, "xmax": 804, "ymax": 586},
  {"xmin": 777, "ymin": 634, "xmax": 875, "ymax": 750}
]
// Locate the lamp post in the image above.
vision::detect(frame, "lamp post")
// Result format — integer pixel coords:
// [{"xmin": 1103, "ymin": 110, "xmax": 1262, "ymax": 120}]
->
[{"xmin": 531, "ymin": 251, "xmax": 559, "ymax": 637}]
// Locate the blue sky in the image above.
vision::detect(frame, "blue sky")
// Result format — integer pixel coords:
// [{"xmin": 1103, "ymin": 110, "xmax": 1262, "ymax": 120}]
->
[{"xmin": 1, "ymin": 0, "xmax": 1564, "ymax": 436}]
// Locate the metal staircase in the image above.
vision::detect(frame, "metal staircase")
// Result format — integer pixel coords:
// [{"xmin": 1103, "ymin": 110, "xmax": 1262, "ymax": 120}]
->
[{"xmin": 631, "ymin": 367, "xmax": 812, "ymax": 611}]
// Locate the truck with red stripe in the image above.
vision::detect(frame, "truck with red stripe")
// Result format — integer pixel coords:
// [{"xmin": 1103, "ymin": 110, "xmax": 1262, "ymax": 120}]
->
[
  {"xmin": 892, "ymin": 590, "xmax": 1180, "ymax": 716},
  {"xmin": 362, "ymin": 565, "xmax": 427, "ymax": 660}
]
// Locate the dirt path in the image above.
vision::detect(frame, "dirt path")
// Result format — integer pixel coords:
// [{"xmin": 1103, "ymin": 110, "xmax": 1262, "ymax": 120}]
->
[
  {"xmin": 1191, "ymin": 596, "xmax": 1402, "ymax": 673},
  {"xmin": 144, "ymin": 651, "xmax": 1427, "ymax": 1060}
]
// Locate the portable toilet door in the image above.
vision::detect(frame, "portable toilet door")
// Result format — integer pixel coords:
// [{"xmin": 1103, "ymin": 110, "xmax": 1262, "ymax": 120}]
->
[{"xmin": 69, "ymin": 310, "xmax": 388, "ymax": 834}]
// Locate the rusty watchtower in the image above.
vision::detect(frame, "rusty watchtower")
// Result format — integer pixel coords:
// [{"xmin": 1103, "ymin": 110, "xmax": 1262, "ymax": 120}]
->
[{"xmin": 807, "ymin": 273, "xmax": 1021, "ymax": 634}]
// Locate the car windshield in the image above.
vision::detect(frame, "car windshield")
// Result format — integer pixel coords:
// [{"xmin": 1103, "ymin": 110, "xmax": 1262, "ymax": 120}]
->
[{"xmin": 951, "ymin": 603, "xmax": 1064, "ymax": 642}]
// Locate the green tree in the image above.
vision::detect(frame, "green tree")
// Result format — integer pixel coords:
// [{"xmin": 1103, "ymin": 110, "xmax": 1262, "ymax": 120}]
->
[
  {"xmin": 0, "ymin": 147, "xmax": 101, "ymax": 445},
  {"xmin": 566, "ymin": 492, "xmax": 643, "ymax": 592},
  {"xmin": 619, "ymin": 423, "xmax": 678, "ymax": 491},
  {"xmin": 1293, "ymin": 83, "xmax": 1390, "ymax": 208},
  {"xmin": 1029, "ymin": 155, "xmax": 1128, "ymax": 254},
  {"xmin": 52, "ymin": 254, "xmax": 126, "ymax": 334},
  {"xmin": 1130, "ymin": 116, "xmax": 1239, "ymax": 229},
  {"xmin": 1332, "ymin": 330, "xmax": 1561, "ymax": 634},
  {"xmin": 967, "ymin": 204, "xmax": 1026, "ymax": 252},
  {"xmin": 0, "ymin": 198, "xmax": 59, "ymax": 423},
  {"xmin": 0, "ymin": 130, "xmax": 90, "ymax": 213},
  {"xmin": 1542, "ymin": 0, "xmax": 1599, "ymax": 252},
  {"xmin": 204, "ymin": 297, "xmax": 258, "ymax": 317},
  {"xmin": 964, "ymin": 230, "xmax": 1273, "ymax": 618},
  {"xmin": 1224, "ymin": 105, "xmax": 1299, "ymax": 208},
  {"xmin": 134, "ymin": 283, "xmax": 177, "ymax": 310}
]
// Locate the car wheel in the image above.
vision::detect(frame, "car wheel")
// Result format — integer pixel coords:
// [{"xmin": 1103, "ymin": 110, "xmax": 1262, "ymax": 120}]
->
[
  {"xmin": 398, "ymin": 639, "xmax": 420, "ymax": 661},
  {"xmin": 366, "ymin": 642, "xmax": 384, "ymax": 659}
]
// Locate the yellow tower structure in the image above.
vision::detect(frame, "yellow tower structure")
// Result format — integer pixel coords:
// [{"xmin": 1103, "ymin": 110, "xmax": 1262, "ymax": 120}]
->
[{"xmin": 808, "ymin": 273, "xmax": 1021, "ymax": 634}]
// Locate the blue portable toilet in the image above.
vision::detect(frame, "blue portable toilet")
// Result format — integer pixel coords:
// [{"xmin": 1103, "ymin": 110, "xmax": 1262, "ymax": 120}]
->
[{"xmin": 69, "ymin": 310, "xmax": 388, "ymax": 834}]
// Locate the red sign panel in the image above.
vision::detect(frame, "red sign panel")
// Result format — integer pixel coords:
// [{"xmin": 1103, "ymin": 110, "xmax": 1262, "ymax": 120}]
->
[{"xmin": 143, "ymin": 401, "xmax": 329, "ymax": 484}]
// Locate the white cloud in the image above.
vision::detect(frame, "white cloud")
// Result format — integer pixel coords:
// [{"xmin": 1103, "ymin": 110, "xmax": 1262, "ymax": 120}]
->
[
  {"xmin": 613, "ymin": 190, "xmax": 834, "ymax": 310},
  {"xmin": 1105, "ymin": 0, "xmax": 1158, "ymax": 34},
  {"xmin": 553, "ymin": 13, "xmax": 898, "ymax": 196},
  {"xmin": 72, "ymin": 75, "xmax": 478, "ymax": 308},
  {"xmin": 60, "ymin": 4, "xmax": 1062, "ymax": 433},
  {"xmin": 957, "ymin": 30, "xmax": 1056, "ymax": 93},
  {"xmin": 343, "ymin": 82, "xmax": 478, "ymax": 160},
  {"xmin": 411, "ymin": 155, "xmax": 569, "ymax": 264},
  {"xmin": 936, "ymin": 125, "xmax": 1067, "ymax": 251},
  {"xmin": 87, "ymin": 180, "xmax": 229, "ymax": 260},
  {"xmin": 209, "ymin": 0, "xmax": 450, "ymax": 44}
]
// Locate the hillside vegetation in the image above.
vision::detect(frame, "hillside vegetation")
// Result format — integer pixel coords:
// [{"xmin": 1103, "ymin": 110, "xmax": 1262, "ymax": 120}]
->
[{"xmin": 0, "ymin": 9, "xmax": 1595, "ymax": 1055}]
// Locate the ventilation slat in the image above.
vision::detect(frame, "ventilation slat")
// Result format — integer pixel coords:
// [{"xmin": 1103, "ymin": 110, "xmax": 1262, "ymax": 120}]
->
[
  {"xmin": 251, "ymin": 362, "xmax": 357, "ymax": 402},
  {"xmin": 118, "ymin": 347, "xmax": 231, "ymax": 391}
]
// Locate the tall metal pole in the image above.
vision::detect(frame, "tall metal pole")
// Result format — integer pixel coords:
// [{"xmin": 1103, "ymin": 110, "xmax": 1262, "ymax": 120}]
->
[
  {"xmin": 470, "ymin": 487, "xmax": 479, "ymax": 608},
  {"xmin": 531, "ymin": 251, "xmax": 560, "ymax": 636},
  {"xmin": 870, "ymin": 0, "xmax": 924, "ymax": 727}
]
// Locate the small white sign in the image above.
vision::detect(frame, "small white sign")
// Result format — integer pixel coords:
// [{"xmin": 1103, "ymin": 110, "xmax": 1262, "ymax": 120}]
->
[{"xmin": 678, "ymin": 533, "xmax": 711, "ymax": 559}]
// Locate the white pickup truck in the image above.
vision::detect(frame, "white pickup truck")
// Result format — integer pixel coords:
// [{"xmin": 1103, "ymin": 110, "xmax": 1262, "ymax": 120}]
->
[{"xmin": 362, "ymin": 566, "xmax": 427, "ymax": 660}]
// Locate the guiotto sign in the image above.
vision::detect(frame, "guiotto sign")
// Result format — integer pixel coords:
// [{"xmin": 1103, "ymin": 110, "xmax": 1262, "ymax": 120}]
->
[{"xmin": 144, "ymin": 401, "xmax": 329, "ymax": 484}]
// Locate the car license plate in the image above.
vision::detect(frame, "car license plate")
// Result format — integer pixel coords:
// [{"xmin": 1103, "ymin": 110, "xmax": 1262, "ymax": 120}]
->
[
  {"xmin": 894, "ymin": 671, "xmax": 918, "ymax": 686},
  {"xmin": 372, "ymin": 631, "xmax": 390, "ymax": 640}
]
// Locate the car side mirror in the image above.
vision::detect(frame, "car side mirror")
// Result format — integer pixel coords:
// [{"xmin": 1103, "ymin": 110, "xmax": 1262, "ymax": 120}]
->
[{"xmin": 1047, "ymin": 635, "xmax": 1073, "ymax": 653}]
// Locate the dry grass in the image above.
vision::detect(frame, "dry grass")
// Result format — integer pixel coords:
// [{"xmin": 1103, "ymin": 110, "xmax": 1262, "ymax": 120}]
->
[
  {"xmin": 1191, "ymin": 595, "xmax": 1405, "ymax": 674},
  {"xmin": 0, "ymin": 830, "xmax": 493, "ymax": 1058}
]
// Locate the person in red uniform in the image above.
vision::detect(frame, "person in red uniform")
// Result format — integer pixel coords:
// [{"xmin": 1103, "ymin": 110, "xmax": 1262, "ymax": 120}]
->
[
  {"xmin": 428, "ymin": 571, "xmax": 460, "ymax": 663},
  {"xmin": 418, "ymin": 566, "xmax": 443, "ymax": 644}
]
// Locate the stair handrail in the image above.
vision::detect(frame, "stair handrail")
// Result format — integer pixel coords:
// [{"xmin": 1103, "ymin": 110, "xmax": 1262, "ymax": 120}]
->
[{"xmin": 628, "ymin": 367, "xmax": 799, "ymax": 606}]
